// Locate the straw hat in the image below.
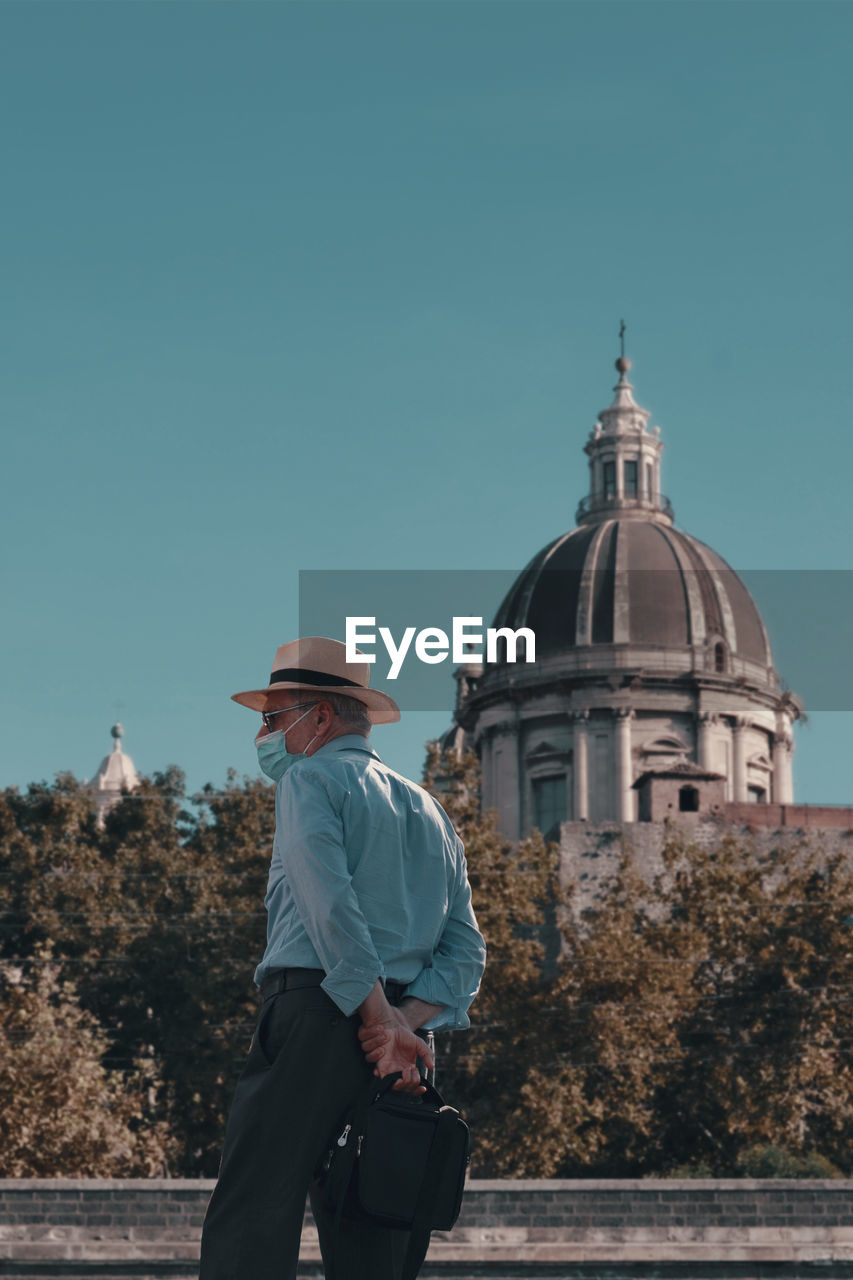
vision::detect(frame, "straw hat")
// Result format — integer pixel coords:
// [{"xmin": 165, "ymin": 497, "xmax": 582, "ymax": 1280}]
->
[{"xmin": 231, "ymin": 636, "xmax": 400, "ymax": 725}]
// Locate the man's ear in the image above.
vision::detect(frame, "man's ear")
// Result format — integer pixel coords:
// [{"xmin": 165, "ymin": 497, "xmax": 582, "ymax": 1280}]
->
[{"xmin": 315, "ymin": 699, "xmax": 335, "ymax": 727}]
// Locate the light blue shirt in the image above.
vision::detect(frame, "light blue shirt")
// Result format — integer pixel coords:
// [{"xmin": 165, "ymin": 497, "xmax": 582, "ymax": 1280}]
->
[{"xmin": 254, "ymin": 735, "xmax": 486, "ymax": 1031}]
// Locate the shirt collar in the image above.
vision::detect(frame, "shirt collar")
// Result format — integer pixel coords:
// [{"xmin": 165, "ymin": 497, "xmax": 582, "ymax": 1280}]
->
[{"xmin": 314, "ymin": 734, "xmax": 382, "ymax": 761}]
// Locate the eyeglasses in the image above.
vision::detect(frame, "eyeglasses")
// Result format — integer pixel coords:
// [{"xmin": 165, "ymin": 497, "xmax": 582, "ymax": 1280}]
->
[{"xmin": 261, "ymin": 702, "xmax": 316, "ymax": 733}]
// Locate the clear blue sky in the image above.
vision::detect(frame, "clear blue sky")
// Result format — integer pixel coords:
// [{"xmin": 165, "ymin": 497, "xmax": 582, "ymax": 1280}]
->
[{"xmin": 2, "ymin": 0, "xmax": 851, "ymax": 803}]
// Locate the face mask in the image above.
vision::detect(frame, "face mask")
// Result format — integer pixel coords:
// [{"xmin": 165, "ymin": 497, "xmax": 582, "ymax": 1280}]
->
[{"xmin": 255, "ymin": 706, "xmax": 318, "ymax": 782}]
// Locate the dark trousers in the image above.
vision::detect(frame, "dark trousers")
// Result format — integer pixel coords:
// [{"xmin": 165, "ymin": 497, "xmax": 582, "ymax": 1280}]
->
[{"xmin": 198, "ymin": 983, "xmax": 431, "ymax": 1280}]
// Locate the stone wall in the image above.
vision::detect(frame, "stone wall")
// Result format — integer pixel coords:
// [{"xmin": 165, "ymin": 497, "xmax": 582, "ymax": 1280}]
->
[
  {"xmin": 558, "ymin": 818, "xmax": 853, "ymax": 914},
  {"xmin": 3, "ymin": 1179, "xmax": 853, "ymax": 1278}
]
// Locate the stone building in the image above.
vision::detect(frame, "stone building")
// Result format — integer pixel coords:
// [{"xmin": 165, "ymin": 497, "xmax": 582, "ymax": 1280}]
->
[
  {"xmin": 86, "ymin": 722, "xmax": 139, "ymax": 826},
  {"xmin": 444, "ymin": 353, "xmax": 804, "ymax": 842}
]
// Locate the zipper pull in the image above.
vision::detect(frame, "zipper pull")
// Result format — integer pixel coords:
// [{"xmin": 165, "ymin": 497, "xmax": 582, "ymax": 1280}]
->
[
  {"xmin": 336, "ymin": 1123, "xmax": 352, "ymax": 1148},
  {"xmin": 356, "ymin": 1134, "xmax": 363, "ymax": 1156}
]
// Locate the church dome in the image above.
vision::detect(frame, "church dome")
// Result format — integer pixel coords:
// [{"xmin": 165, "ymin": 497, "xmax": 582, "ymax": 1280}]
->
[
  {"xmin": 492, "ymin": 519, "xmax": 773, "ymax": 673},
  {"xmin": 482, "ymin": 352, "xmax": 778, "ymax": 690},
  {"xmin": 449, "ymin": 341, "xmax": 800, "ymax": 837}
]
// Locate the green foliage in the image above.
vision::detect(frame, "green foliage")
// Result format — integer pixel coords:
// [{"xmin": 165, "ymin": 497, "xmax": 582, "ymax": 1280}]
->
[
  {"xmin": 423, "ymin": 748, "xmax": 853, "ymax": 1178},
  {"xmin": 644, "ymin": 831, "xmax": 853, "ymax": 1177},
  {"xmin": 663, "ymin": 1158, "xmax": 716, "ymax": 1178},
  {"xmin": 4, "ymin": 749, "xmax": 853, "ymax": 1179},
  {"xmin": 422, "ymin": 744, "xmax": 570, "ymax": 1175},
  {"xmin": 735, "ymin": 1144, "xmax": 843, "ymax": 1179},
  {"xmin": 0, "ymin": 950, "xmax": 171, "ymax": 1176},
  {"xmin": 0, "ymin": 767, "xmax": 274, "ymax": 1175}
]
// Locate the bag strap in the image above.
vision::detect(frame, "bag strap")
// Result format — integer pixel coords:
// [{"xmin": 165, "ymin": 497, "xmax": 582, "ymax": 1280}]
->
[
  {"xmin": 374, "ymin": 1071, "xmax": 447, "ymax": 1109},
  {"xmin": 325, "ymin": 1070, "xmax": 377, "ymax": 1280},
  {"xmin": 401, "ymin": 1101, "xmax": 460, "ymax": 1280},
  {"xmin": 328, "ymin": 1071, "xmax": 455, "ymax": 1280}
]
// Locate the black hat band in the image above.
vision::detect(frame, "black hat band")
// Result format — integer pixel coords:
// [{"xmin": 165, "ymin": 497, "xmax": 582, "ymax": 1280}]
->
[{"xmin": 269, "ymin": 667, "xmax": 361, "ymax": 689}]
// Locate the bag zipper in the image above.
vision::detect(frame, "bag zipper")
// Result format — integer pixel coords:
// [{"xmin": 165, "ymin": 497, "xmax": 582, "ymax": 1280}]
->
[{"xmin": 336, "ymin": 1123, "xmax": 352, "ymax": 1148}]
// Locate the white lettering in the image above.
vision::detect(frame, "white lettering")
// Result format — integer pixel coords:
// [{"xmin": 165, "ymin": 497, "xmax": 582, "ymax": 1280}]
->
[
  {"xmin": 346, "ymin": 617, "xmax": 537, "ymax": 678},
  {"xmin": 452, "ymin": 616, "xmax": 484, "ymax": 663},
  {"xmin": 380, "ymin": 626, "xmax": 416, "ymax": 680},
  {"xmin": 415, "ymin": 628, "xmax": 450, "ymax": 664},
  {"xmin": 346, "ymin": 617, "xmax": 376, "ymax": 663},
  {"xmin": 486, "ymin": 626, "xmax": 536, "ymax": 663}
]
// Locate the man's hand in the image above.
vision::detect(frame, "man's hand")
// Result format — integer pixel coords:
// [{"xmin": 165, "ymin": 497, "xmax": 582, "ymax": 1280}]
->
[{"xmin": 357, "ymin": 983, "xmax": 436, "ymax": 1094}]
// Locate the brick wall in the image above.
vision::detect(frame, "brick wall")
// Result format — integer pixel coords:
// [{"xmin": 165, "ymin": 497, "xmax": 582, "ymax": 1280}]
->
[
  {"xmin": 723, "ymin": 803, "xmax": 853, "ymax": 830},
  {"xmin": 3, "ymin": 1179, "xmax": 853, "ymax": 1277}
]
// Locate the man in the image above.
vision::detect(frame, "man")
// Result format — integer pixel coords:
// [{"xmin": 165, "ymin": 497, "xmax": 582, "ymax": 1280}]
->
[{"xmin": 199, "ymin": 637, "xmax": 486, "ymax": 1280}]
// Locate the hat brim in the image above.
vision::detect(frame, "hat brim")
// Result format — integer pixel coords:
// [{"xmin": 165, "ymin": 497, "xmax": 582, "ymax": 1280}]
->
[{"xmin": 231, "ymin": 681, "xmax": 400, "ymax": 725}]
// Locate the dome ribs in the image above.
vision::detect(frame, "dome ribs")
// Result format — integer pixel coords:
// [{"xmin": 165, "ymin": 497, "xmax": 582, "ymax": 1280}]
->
[
  {"xmin": 591, "ymin": 523, "xmax": 617, "ymax": 644},
  {"xmin": 624, "ymin": 522, "xmax": 691, "ymax": 647},
  {"xmin": 576, "ymin": 520, "xmax": 613, "ymax": 646},
  {"xmin": 692, "ymin": 541, "xmax": 773, "ymax": 668},
  {"xmin": 656, "ymin": 527, "xmax": 708, "ymax": 647},
  {"xmin": 677, "ymin": 536, "xmax": 729, "ymax": 647},
  {"xmin": 492, "ymin": 526, "xmax": 597, "ymax": 657}
]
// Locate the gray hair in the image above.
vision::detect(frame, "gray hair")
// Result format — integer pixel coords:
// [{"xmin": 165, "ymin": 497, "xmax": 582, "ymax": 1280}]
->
[{"xmin": 308, "ymin": 691, "xmax": 371, "ymax": 735}]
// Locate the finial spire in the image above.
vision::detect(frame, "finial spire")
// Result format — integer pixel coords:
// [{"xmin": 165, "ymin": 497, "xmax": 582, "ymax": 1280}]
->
[{"xmin": 616, "ymin": 319, "xmax": 631, "ymax": 378}]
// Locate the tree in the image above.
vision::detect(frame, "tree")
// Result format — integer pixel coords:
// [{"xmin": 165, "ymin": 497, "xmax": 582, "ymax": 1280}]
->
[
  {"xmin": 647, "ymin": 828, "xmax": 853, "ymax": 1175},
  {"xmin": 423, "ymin": 748, "xmax": 853, "ymax": 1177},
  {"xmin": 5, "ymin": 753, "xmax": 853, "ymax": 1178},
  {"xmin": 0, "ymin": 950, "xmax": 171, "ymax": 1176},
  {"xmin": 422, "ymin": 744, "xmax": 569, "ymax": 1175},
  {"xmin": 69, "ymin": 768, "xmax": 275, "ymax": 1175},
  {"xmin": 0, "ymin": 767, "xmax": 275, "ymax": 1175}
]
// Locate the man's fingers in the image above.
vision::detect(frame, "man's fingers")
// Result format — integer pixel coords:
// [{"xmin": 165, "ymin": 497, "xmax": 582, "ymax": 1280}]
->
[
  {"xmin": 358, "ymin": 1026, "xmax": 388, "ymax": 1051},
  {"xmin": 392, "ymin": 1066, "xmax": 427, "ymax": 1095},
  {"xmin": 359, "ymin": 1032, "xmax": 386, "ymax": 1051}
]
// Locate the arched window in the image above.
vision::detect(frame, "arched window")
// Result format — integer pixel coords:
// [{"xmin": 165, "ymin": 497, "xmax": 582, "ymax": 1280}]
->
[
  {"xmin": 714, "ymin": 642, "xmax": 726, "ymax": 673},
  {"xmin": 679, "ymin": 785, "xmax": 700, "ymax": 813},
  {"xmin": 603, "ymin": 460, "xmax": 616, "ymax": 499}
]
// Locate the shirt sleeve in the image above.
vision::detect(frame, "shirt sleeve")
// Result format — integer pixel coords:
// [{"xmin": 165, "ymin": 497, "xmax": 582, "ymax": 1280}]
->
[
  {"xmin": 404, "ymin": 840, "xmax": 487, "ymax": 1032},
  {"xmin": 276, "ymin": 766, "xmax": 383, "ymax": 1016}
]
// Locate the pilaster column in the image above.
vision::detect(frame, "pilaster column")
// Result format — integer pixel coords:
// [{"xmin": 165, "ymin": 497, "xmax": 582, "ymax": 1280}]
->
[
  {"xmin": 572, "ymin": 712, "xmax": 589, "ymax": 822},
  {"xmin": 698, "ymin": 712, "xmax": 718, "ymax": 771},
  {"xmin": 480, "ymin": 721, "xmax": 520, "ymax": 841},
  {"xmin": 615, "ymin": 707, "xmax": 635, "ymax": 823},
  {"xmin": 773, "ymin": 733, "xmax": 794, "ymax": 804},
  {"xmin": 732, "ymin": 716, "xmax": 748, "ymax": 803}
]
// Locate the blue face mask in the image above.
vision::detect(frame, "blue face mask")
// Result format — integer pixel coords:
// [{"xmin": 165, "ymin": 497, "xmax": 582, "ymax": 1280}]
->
[{"xmin": 255, "ymin": 706, "xmax": 318, "ymax": 781}]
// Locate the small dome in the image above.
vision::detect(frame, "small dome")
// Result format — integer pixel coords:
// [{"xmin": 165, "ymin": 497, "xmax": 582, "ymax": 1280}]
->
[
  {"xmin": 492, "ymin": 519, "xmax": 773, "ymax": 671},
  {"xmin": 89, "ymin": 725, "xmax": 140, "ymax": 826}
]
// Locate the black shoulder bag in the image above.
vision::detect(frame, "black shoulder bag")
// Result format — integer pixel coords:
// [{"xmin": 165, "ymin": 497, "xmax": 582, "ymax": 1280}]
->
[{"xmin": 317, "ymin": 1071, "xmax": 470, "ymax": 1280}]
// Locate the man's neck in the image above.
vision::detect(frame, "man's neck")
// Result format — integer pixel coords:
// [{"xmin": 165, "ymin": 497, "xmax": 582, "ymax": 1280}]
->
[{"xmin": 308, "ymin": 726, "xmax": 369, "ymax": 755}]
